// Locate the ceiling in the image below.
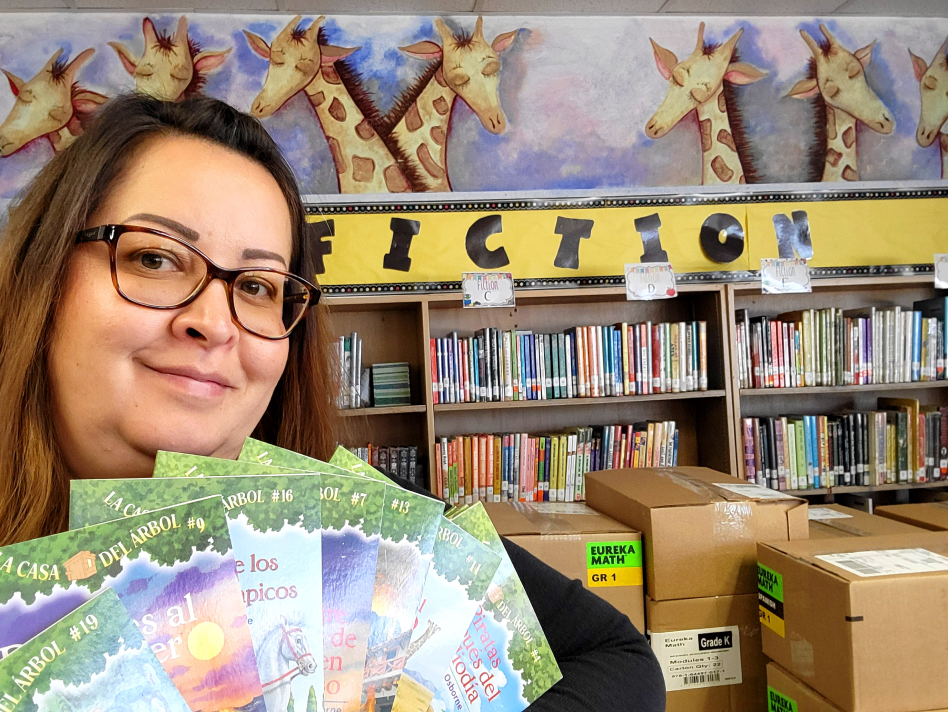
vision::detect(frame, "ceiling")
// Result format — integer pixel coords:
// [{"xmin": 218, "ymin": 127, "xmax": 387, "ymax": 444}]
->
[{"xmin": 5, "ymin": 0, "xmax": 947, "ymax": 15}]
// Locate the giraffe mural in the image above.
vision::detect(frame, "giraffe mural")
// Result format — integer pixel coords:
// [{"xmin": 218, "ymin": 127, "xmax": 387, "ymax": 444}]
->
[
  {"xmin": 109, "ymin": 16, "xmax": 230, "ymax": 102},
  {"xmin": 645, "ymin": 23, "xmax": 767, "ymax": 186},
  {"xmin": 787, "ymin": 24, "xmax": 894, "ymax": 182},
  {"xmin": 244, "ymin": 15, "xmax": 411, "ymax": 194},
  {"xmin": 909, "ymin": 37, "xmax": 948, "ymax": 178},
  {"xmin": 377, "ymin": 16, "xmax": 519, "ymax": 192},
  {"xmin": 0, "ymin": 48, "xmax": 107, "ymax": 157}
]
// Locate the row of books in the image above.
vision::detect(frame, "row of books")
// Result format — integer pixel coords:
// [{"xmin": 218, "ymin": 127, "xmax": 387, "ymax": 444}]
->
[
  {"xmin": 742, "ymin": 398, "xmax": 948, "ymax": 490},
  {"xmin": 430, "ymin": 321, "xmax": 708, "ymax": 405},
  {"xmin": 435, "ymin": 420, "xmax": 679, "ymax": 504},
  {"xmin": 336, "ymin": 331, "xmax": 365, "ymax": 408},
  {"xmin": 735, "ymin": 297, "xmax": 948, "ymax": 390},
  {"xmin": 346, "ymin": 443, "xmax": 423, "ymax": 487},
  {"xmin": 0, "ymin": 441, "xmax": 562, "ymax": 712}
]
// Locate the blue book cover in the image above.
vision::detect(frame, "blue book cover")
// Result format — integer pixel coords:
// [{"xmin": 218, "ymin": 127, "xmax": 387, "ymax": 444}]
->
[
  {"xmin": 71, "ymin": 475, "xmax": 324, "ymax": 712},
  {"xmin": 807, "ymin": 415, "xmax": 820, "ymax": 488},
  {"xmin": 803, "ymin": 415, "xmax": 815, "ymax": 487},
  {"xmin": 614, "ymin": 329, "xmax": 623, "ymax": 394}
]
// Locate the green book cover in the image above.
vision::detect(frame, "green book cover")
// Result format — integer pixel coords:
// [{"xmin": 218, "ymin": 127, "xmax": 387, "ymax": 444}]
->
[
  {"xmin": 153, "ymin": 450, "xmax": 309, "ymax": 477},
  {"xmin": 447, "ymin": 503, "xmax": 562, "ymax": 710},
  {"xmin": 0, "ymin": 497, "xmax": 264, "ymax": 712},
  {"xmin": 69, "ymin": 475, "xmax": 325, "ymax": 712},
  {"xmin": 392, "ymin": 517, "xmax": 502, "ymax": 712},
  {"xmin": 239, "ymin": 437, "xmax": 356, "ymax": 478},
  {"xmin": 0, "ymin": 589, "xmax": 192, "ymax": 712}
]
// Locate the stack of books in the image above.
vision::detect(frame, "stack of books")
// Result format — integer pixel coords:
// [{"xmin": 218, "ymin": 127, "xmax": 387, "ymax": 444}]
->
[
  {"xmin": 0, "ymin": 441, "xmax": 563, "ymax": 712},
  {"xmin": 735, "ymin": 297, "xmax": 947, "ymax": 389},
  {"xmin": 436, "ymin": 420, "xmax": 679, "ymax": 505},
  {"xmin": 371, "ymin": 361, "xmax": 411, "ymax": 406},
  {"xmin": 346, "ymin": 443, "xmax": 422, "ymax": 488},
  {"xmin": 430, "ymin": 320, "xmax": 708, "ymax": 404},
  {"xmin": 742, "ymin": 398, "xmax": 948, "ymax": 490},
  {"xmin": 337, "ymin": 331, "xmax": 364, "ymax": 408}
]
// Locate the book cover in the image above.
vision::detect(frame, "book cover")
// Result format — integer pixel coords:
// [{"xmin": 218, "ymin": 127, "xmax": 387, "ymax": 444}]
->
[
  {"xmin": 390, "ymin": 517, "xmax": 501, "ymax": 712},
  {"xmin": 153, "ymin": 450, "xmax": 309, "ymax": 478},
  {"xmin": 0, "ymin": 497, "xmax": 264, "ymax": 711},
  {"xmin": 70, "ymin": 475, "xmax": 325, "ymax": 712},
  {"xmin": 446, "ymin": 503, "xmax": 562, "ymax": 711},
  {"xmin": 0, "ymin": 589, "xmax": 192, "ymax": 712}
]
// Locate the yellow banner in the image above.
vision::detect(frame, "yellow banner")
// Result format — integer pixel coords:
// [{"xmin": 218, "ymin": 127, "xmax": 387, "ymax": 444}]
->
[{"xmin": 307, "ymin": 193, "xmax": 948, "ymax": 288}]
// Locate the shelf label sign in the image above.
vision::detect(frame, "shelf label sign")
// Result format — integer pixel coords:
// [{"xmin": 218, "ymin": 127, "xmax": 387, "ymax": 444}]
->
[
  {"xmin": 625, "ymin": 262, "xmax": 676, "ymax": 300},
  {"xmin": 761, "ymin": 258, "xmax": 811, "ymax": 294},
  {"xmin": 935, "ymin": 254, "xmax": 948, "ymax": 289},
  {"xmin": 462, "ymin": 272, "xmax": 515, "ymax": 308}
]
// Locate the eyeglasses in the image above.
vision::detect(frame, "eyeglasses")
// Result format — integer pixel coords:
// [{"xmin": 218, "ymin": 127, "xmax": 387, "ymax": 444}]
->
[{"xmin": 76, "ymin": 224, "xmax": 319, "ymax": 340}]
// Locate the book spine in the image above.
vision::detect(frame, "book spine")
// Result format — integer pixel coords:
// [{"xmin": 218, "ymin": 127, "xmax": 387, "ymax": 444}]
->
[
  {"xmin": 502, "ymin": 331, "xmax": 514, "ymax": 402},
  {"xmin": 621, "ymin": 322, "xmax": 631, "ymax": 395},
  {"xmin": 670, "ymin": 322, "xmax": 680, "ymax": 393}
]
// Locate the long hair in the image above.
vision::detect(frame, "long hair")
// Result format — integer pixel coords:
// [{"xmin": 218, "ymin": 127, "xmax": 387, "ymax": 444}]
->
[{"xmin": 0, "ymin": 93, "xmax": 341, "ymax": 544}]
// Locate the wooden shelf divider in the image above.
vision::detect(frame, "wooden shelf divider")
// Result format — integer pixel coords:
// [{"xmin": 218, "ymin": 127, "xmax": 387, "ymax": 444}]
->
[{"xmin": 338, "ymin": 405, "xmax": 427, "ymax": 417}]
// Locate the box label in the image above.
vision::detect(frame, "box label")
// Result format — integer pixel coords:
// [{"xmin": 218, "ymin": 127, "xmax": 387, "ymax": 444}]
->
[
  {"xmin": 649, "ymin": 625, "xmax": 742, "ymax": 692},
  {"xmin": 714, "ymin": 482, "xmax": 799, "ymax": 500},
  {"xmin": 586, "ymin": 541, "xmax": 643, "ymax": 588},
  {"xmin": 758, "ymin": 562, "xmax": 785, "ymax": 637},
  {"xmin": 815, "ymin": 548, "xmax": 948, "ymax": 577},
  {"xmin": 808, "ymin": 507, "xmax": 854, "ymax": 521},
  {"xmin": 768, "ymin": 686, "xmax": 798, "ymax": 712}
]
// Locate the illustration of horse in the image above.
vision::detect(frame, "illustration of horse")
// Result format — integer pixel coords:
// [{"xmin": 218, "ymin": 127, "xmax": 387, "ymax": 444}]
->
[
  {"xmin": 379, "ymin": 16, "xmax": 520, "ymax": 192},
  {"xmin": 258, "ymin": 615, "xmax": 318, "ymax": 712},
  {"xmin": 645, "ymin": 23, "xmax": 768, "ymax": 186},
  {"xmin": 109, "ymin": 16, "xmax": 230, "ymax": 102},
  {"xmin": 909, "ymin": 37, "xmax": 948, "ymax": 177},
  {"xmin": 0, "ymin": 48, "xmax": 107, "ymax": 156},
  {"xmin": 787, "ymin": 24, "xmax": 894, "ymax": 182},
  {"xmin": 245, "ymin": 16, "xmax": 413, "ymax": 194}
]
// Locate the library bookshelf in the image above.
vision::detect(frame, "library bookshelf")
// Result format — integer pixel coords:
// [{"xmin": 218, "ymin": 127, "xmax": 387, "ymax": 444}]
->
[
  {"xmin": 324, "ymin": 273, "xmax": 947, "ymax": 504},
  {"xmin": 726, "ymin": 275, "xmax": 948, "ymax": 504}
]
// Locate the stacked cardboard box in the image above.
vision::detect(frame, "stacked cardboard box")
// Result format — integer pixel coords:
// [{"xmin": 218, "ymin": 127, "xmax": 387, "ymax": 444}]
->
[
  {"xmin": 808, "ymin": 504, "xmax": 924, "ymax": 539},
  {"xmin": 585, "ymin": 467, "xmax": 808, "ymax": 711},
  {"xmin": 483, "ymin": 501, "xmax": 645, "ymax": 631},
  {"xmin": 758, "ymin": 532, "xmax": 948, "ymax": 712},
  {"xmin": 876, "ymin": 502, "xmax": 948, "ymax": 531}
]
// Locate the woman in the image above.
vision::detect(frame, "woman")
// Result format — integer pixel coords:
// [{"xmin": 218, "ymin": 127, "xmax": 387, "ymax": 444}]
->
[{"xmin": 0, "ymin": 94, "xmax": 665, "ymax": 711}]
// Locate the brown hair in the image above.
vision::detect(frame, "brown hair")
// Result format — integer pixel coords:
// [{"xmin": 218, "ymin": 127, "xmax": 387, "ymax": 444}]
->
[{"xmin": 0, "ymin": 93, "xmax": 340, "ymax": 544}]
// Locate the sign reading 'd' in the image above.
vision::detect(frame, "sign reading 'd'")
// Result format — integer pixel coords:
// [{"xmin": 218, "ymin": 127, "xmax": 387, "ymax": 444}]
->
[
  {"xmin": 462, "ymin": 272, "xmax": 515, "ymax": 308},
  {"xmin": 625, "ymin": 263, "xmax": 677, "ymax": 301},
  {"xmin": 761, "ymin": 258, "xmax": 811, "ymax": 294}
]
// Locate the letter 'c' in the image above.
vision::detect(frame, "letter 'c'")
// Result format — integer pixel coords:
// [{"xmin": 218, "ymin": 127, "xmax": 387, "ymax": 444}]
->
[{"xmin": 466, "ymin": 215, "xmax": 509, "ymax": 269}]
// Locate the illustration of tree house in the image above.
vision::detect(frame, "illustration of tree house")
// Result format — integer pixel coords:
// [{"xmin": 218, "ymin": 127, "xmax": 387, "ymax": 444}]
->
[
  {"xmin": 364, "ymin": 621, "xmax": 440, "ymax": 712},
  {"xmin": 64, "ymin": 551, "xmax": 97, "ymax": 581}
]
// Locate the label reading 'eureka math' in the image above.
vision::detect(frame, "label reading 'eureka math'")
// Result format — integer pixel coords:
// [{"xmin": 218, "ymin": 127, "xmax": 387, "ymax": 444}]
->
[
  {"xmin": 586, "ymin": 541, "xmax": 643, "ymax": 588},
  {"xmin": 758, "ymin": 562, "xmax": 785, "ymax": 638},
  {"xmin": 768, "ymin": 686, "xmax": 798, "ymax": 712}
]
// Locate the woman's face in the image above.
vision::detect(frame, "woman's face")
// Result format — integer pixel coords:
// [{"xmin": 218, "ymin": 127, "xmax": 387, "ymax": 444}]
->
[{"xmin": 48, "ymin": 135, "xmax": 293, "ymax": 480}]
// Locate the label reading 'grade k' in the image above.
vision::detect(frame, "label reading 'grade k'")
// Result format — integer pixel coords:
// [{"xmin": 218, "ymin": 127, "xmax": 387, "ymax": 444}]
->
[
  {"xmin": 758, "ymin": 563, "xmax": 785, "ymax": 638},
  {"xmin": 586, "ymin": 541, "xmax": 642, "ymax": 587},
  {"xmin": 768, "ymin": 686, "xmax": 798, "ymax": 712},
  {"xmin": 649, "ymin": 625, "xmax": 742, "ymax": 692}
]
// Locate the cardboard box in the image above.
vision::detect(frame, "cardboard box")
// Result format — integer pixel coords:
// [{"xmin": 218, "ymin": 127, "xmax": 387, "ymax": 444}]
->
[
  {"xmin": 808, "ymin": 504, "xmax": 925, "ymax": 539},
  {"xmin": 585, "ymin": 467, "xmax": 808, "ymax": 600},
  {"xmin": 876, "ymin": 503, "xmax": 948, "ymax": 531},
  {"xmin": 646, "ymin": 593, "xmax": 765, "ymax": 712},
  {"xmin": 758, "ymin": 532, "xmax": 948, "ymax": 712},
  {"xmin": 766, "ymin": 662, "xmax": 948, "ymax": 712},
  {"xmin": 483, "ymin": 501, "xmax": 645, "ymax": 631}
]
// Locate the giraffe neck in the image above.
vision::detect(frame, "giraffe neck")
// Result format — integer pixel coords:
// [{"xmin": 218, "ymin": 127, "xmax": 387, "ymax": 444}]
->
[
  {"xmin": 48, "ymin": 124, "xmax": 81, "ymax": 153},
  {"xmin": 695, "ymin": 87, "xmax": 744, "ymax": 186},
  {"xmin": 822, "ymin": 105, "xmax": 859, "ymax": 182},
  {"xmin": 304, "ymin": 67, "xmax": 410, "ymax": 194},
  {"xmin": 390, "ymin": 66, "xmax": 456, "ymax": 192},
  {"xmin": 940, "ymin": 133, "xmax": 948, "ymax": 180}
]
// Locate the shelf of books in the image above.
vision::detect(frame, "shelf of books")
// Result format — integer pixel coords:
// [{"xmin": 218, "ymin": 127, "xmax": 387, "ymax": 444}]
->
[
  {"xmin": 727, "ymin": 275, "xmax": 948, "ymax": 503},
  {"xmin": 326, "ymin": 284, "xmax": 736, "ymax": 502}
]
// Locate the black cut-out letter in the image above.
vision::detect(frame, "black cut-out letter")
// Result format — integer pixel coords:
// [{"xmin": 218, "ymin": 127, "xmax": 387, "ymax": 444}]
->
[
  {"xmin": 699, "ymin": 213, "xmax": 745, "ymax": 264},
  {"xmin": 633, "ymin": 213, "xmax": 668, "ymax": 263},
  {"xmin": 465, "ymin": 215, "xmax": 509, "ymax": 269},
  {"xmin": 772, "ymin": 211, "xmax": 813, "ymax": 260},
  {"xmin": 553, "ymin": 217, "xmax": 594, "ymax": 270},
  {"xmin": 383, "ymin": 218, "xmax": 421, "ymax": 272},
  {"xmin": 305, "ymin": 219, "xmax": 334, "ymax": 275}
]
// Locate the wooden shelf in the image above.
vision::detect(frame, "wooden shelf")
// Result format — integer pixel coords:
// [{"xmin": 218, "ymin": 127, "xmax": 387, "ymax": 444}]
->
[
  {"xmin": 785, "ymin": 480, "xmax": 948, "ymax": 496},
  {"xmin": 434, "ymin": 390, "xmax": 727, "ymax": 413},
  {"xmin": 338, "ymin": 405, "xmax": 426, "ymax": 417},
  {"xmin": 740, "ymin": 381, "xmax": 948, "ymax": 397}
]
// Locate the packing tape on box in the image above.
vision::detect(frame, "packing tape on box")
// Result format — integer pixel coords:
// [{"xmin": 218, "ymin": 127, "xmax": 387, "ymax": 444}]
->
[
  {"xmin": 713, "ymin": 501, "xmax": 754, "ymax": 541},
  {"xmin": 510, "ymin": 502, "xmax": 594, "ymax": 534}
]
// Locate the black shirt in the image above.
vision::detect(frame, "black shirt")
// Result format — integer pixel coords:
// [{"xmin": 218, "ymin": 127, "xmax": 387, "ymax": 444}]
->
[{"xmin": 392, "ymin": 476, "xmax": 666, "ymax": 711}]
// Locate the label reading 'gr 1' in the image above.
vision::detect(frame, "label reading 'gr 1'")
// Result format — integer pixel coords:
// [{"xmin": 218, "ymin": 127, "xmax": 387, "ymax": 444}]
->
[
  {"xmin": 586, "ymin": 541, "xmax": 643, "ymax": 588},
  {"xmin": 768, "ymin": 686, "xmax": 798, "ymax": 712},
  {"xmin": 758, "ymin": 562, "xmax": 785, "ymax": 637}
]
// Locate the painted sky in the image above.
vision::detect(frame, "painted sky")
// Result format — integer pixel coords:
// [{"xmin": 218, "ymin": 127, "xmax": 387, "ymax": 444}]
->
[{"xmin": 0, "ymin": 13, "xmax": 946, "ymax": 199}]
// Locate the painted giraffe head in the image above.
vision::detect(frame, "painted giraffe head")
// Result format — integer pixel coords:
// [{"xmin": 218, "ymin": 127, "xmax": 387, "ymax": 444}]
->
[
  {"xmin": 645, "ymin": 23, "xmax": 766, "ymax": 139},
  {"xmin": 245, "ymin": 16, "xmax": 357, "ymax": 118},
  {"xmin": 399, "ymin": 17, "xmax": 518, "ymax": 135},
  {"xmin": 109, "ymin": 17, "xmax": 230, "ymax": 102},
  {"xmin": 787, "ymin": 24, "xmax": 894, "ymax": 135},
  {"xmin": 0, "ymin": 48, "xmax": 107, "ymax": 156},
  {"xmin": 909, "ymin": 37, "xmax": 948, "ymax": 148}
]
